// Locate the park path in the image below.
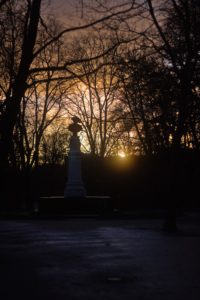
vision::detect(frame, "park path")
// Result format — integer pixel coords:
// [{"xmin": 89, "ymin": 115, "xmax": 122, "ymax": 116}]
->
[{"xmin": 0, "ymin": 217, "xmax": 200, "ymax": 300}]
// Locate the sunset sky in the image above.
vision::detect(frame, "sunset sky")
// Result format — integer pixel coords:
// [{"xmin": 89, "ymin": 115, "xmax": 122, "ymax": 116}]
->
[
  {"xmin": 47, "ymin": 0, "xmax": 85, "ymax": 22},
  {"xmin": 46, "ymin": 0, "xmax": 125, "ymax": 24}
]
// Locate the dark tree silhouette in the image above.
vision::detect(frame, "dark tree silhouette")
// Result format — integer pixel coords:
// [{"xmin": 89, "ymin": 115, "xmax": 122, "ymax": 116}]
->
[
  {"xmin": 0, "ymin": 0, "xmax": 137, "ymax": 168},
  {"xmin": 146, "ymin": 0, "xmax": 200, "ymax": 151},
  {"xmin": 118, "ymin": 53, "xmax": 178, "ymax": 155},
  {"xmin": 0, "ymin": 0, "xmax": 42, "ymax": 167}
]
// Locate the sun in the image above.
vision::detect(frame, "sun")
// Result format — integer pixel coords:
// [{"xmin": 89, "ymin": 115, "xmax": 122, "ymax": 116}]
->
[{"xmin": 118, "ymin": 150, "xmax": 126, "ymax": 158}]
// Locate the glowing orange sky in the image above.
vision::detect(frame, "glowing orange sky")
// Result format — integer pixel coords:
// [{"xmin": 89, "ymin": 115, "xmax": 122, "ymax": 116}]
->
[
  {"xmin": 47, "ymin": 0, "xmax": 84, "ymax": 23},
  {"xmin": 47, "ymin": 0, "xmax": 126, "ymax": 25}
]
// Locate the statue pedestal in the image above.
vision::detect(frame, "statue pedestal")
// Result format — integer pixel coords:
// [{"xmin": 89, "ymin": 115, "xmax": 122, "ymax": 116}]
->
[
  {"xmin": 64, "ymin": 118, "xmax": 86, "ymax": 198},
  {"xmin": 38, "ymin": 195, "xmax": 112, "ymax": 215}
]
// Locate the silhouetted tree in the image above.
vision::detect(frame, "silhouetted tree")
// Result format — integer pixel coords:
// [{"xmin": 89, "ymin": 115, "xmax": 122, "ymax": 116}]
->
[
  {"xmin": 90, "ymin": 0, "xmax": 200, "ymax": 152},
  {"xmin": 145, "ymin": 0, "xmax": 200, "ymax": 151},
  {"xmin": 117, "ymin": 52, "xmax": 178, "ymax": 155},
  {"xmin": 143, "ymin": 0, "xmax": 200, "ymax": 230},
  {"xmin": 0, "ymin": 0, "xmax": 42, "ymax": 167},
  {"xmin": 0, "ymin": 0, "xmax": 136, "ymax": 168},
  {"xmin": 40, "ymin": 124, "xmax": 69, "ymax": 165},
  {"xmin": 64, "ymin": 34, "xmax": 125, "ymax": 157},
  {"xmin": 13, "ymin": 78, "xmax": 69, "ymax": 170}
]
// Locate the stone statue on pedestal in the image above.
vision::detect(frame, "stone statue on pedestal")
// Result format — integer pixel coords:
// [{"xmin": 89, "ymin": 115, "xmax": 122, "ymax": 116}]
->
[{"xmin": 64, "ymin": 117, "xmax": 86, "ymax": 198}]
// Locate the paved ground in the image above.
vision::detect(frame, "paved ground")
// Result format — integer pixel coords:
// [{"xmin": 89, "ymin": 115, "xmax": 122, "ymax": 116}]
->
[{"xmin": 0, "ymin": 214, "xmax": 200, "ymax": 300}]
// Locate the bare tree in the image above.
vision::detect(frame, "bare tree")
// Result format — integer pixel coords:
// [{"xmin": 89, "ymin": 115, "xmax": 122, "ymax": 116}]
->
[
  {"xmin": 0, "ymin": 0, "xmax": 42, "ymax": 167},
  {"xmin": 144, "ymin": 0, "xmax": 200, "ymax": 151},
  {"xmin": 40, "ymin": 123, "xmax": 69, "ymax": 165},
  {"xmin": 13, "ymin": 74, "xmax": 69, "ymax": 169},
  {"xmin": 64, "ymin": 34, "xmax": 124, "ymax": 157},
  {"xmin": 117, "ymin": 50, "xmax": 179, "ymax": 155},
  {"xmin": 0, "ymin": 0, "xmax": 139, "ymax": 167},
  {"xmin": 88, "ymin": 0, "xmax": 200, "ymax": 152}
]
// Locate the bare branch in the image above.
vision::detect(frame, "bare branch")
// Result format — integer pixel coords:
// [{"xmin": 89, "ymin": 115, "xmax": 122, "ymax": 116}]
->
[{"xmin": 33, "ymin": 2, "xmax": 136, "ymax": 59}]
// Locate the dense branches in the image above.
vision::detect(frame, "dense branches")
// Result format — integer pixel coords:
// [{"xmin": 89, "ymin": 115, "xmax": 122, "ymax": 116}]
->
[
  {"xmin": 0, "ymin": 0, "xmax": 138, "ymax": 167},
  {"xmin": 0, "ymin": 0, "xmax": 200, "ymax": 170}
]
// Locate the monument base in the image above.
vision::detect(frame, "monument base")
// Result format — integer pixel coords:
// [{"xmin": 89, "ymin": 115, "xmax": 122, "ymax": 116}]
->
[
  {"xmin": 38, "ymin": 196, "xmax": 112, "ymax": 215},
  {"xmin": 64, "ymin": 185, "xmax": 86, "ymax": 198}
]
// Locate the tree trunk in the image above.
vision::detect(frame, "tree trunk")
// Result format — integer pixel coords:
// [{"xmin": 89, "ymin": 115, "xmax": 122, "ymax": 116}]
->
[{"xmin": 0, "ymin": 0, "xmax": 41, "ymax": 168}]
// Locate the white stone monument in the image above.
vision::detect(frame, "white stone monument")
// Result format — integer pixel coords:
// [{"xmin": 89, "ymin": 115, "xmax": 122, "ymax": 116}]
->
[{"xmin": 64, "ymin": 117, "xmax": 86, "ymax": 198}]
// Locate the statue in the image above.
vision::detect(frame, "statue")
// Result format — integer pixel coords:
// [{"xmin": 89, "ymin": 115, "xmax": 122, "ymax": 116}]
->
[{"xmin": 64, "ymin": 117, "xmax": 86, "ymax": 198}]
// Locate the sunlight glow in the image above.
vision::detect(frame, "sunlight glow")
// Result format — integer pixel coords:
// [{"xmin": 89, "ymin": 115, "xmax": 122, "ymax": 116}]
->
[{"xmin": 118, "ymin": 150, "xmax": 126, "ymax": 158}]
